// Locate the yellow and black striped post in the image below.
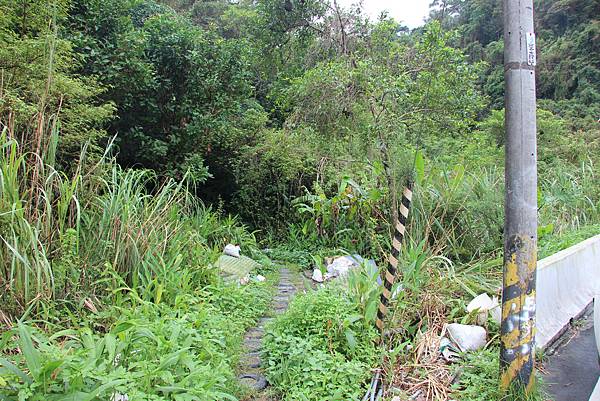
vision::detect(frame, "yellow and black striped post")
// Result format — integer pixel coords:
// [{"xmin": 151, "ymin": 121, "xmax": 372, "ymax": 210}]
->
[{"xmin": 375, "ymin": 182, "xmax": 413, "ymax": 333}]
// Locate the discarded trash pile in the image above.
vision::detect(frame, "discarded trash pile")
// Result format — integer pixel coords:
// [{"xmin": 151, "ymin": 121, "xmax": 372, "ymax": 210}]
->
[
  {"xmin": 302, "ymin": 252, "xmax": 504, "ymax": 401},
  {"xmin": 309, "ymin": 254, "xmax": 377, "ymax": 283},
  {"xmin": 217, "ymin": 244, "xmax": 266, "ymax": 285},
  {"xmin": 384, "ymin": 290, "xmax": 501, "ymax": 401}
]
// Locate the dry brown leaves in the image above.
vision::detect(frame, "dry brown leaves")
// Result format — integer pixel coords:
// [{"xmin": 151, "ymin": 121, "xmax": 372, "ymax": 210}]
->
[{"xmin": 385, "ymin": 290, "xmax": 457, "ymax": 401}]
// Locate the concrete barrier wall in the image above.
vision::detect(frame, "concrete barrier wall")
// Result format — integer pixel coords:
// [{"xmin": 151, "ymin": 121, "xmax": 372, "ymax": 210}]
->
[{"xmin": 536, "ymin": 235, "xmax": 600, "ymax": 349}]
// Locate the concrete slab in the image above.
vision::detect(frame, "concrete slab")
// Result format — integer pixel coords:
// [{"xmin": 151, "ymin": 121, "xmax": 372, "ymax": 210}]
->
[{"xmin": 536, "ymin": 235, "xmax": 600, "ymax": 348}]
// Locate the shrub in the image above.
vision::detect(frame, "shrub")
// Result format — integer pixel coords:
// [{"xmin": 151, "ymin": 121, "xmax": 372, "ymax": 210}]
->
[
  {"xmin": 292, "ymin": 173, "xmax": 389, "ymax": 257},
  {"xmin": 0, "ymin": 300, "xmax": 245, "ymax": 400},
  {"xmin": 263, "ymin": 285, "xmax": 379, "ymax": 401}
]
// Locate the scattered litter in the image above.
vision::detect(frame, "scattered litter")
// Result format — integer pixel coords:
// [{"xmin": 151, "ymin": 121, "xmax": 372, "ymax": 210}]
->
[
  {"xmin": 223, "ymin": 243, "xmax": 241, "ymax": 258},
  {"xmin": 466, "ymin": 293, "xmax": 501, "ymax": 325},
  {"xmin": 255, "ymin": 274, "xmax": 266, "ymax": 282},
  {"xmin": 239, "ymin": 274, "xmax": 250, "ymax": 286},
  {"xmin": 111, "ymin": 394, "xmax": 129, "ymax": 401},
  {"xmin": 439, "ymin": 337, "xmax": 460, "ymax": 362},
  {"xmin": 83, "ymin": 298, "xmax": 98, "ymax": 313},
  {"xmin": 361, "ymin": 370, "xmax": 382, "ymax": 401},
  {"xmin": 216, "ymin": 254, "xmax": 261, "ymax": 284},
  {"xmin": 489, "ymin": 300, "xmax": 501, "ymax": 325},
  {"xmin": 446, "ymin": 323, "xmax": 487, "ymax": 352},
  {"xmin": 311, "ymin": 254, "xmax": 377, "ymax": 282},
  {"xmin": 311, "ymin": 268, "xmax": 324, "ymax": 283},
  {"xmin": 408, "ymin": 390, "xmax": 422, "ymax": 400},
  {"xmin": 327, "ymin": 256, "xmax": 355, "ymax": 278}
]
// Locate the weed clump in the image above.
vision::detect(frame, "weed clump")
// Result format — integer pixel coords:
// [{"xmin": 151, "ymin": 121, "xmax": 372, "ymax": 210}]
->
[{"xmin": 263, "ymin": 284, "xmax": 380, "ymax": 401}]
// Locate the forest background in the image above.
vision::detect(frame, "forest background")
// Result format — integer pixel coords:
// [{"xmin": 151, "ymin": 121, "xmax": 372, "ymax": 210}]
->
[{"xmin": 0, "ymin": 0, "xmax": 599, "ymax": 399}]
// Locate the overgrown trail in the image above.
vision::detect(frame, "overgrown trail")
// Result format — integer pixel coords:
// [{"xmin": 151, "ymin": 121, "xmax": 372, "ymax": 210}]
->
[{"xmin": 239, "ymin": 267, "xmax": 300, "ymax": 400}]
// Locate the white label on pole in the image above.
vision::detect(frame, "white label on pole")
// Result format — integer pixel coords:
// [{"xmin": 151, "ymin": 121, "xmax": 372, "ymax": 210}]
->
[{"xmin": 526, "ymin": 32, "xmax": 536, "ymax": 66}]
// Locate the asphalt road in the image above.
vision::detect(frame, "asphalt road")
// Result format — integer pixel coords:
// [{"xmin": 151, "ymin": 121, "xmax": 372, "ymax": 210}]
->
[{"xmin": 544, "ymin": 317, "xmax": 599, "ymax": 401}]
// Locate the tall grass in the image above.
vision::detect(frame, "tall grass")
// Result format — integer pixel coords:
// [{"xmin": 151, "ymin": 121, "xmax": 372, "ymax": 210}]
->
[
  {"xmin": 287, "ymin": 155, "xmax": 599, "ymax": 271},
  {"xmin": 539, "ymin": 158, "xmax": 599, "ymax": 233},
  {"xmin": 82, "ymin": 166, "xmax": 192, "ymax": 278},
  {"xmin": 408, "ymin": 159, "xmax": 599, "ymax": 262},
  {"xmin": 0, "ymin": 114, "xmax": 258, "ymax": 318},
  {"xmin": 0, "ymin": 123, "xmax": 81, "ymax": 309},
  {"xmin": 409, "ymin": 164, "xmax": 504, "ymax": 260}
]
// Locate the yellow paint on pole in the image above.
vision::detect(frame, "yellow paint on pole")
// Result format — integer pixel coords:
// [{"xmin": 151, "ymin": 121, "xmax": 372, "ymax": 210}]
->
[
  {"xmin": 500, "ymin": 235, "xmax": 537, "ymax": 394},
  {"xmin": 500, "ymin": 353, "xmax": 535, "ymax": 389},
  {"xmin": 504, "ymin": 253, "xmax": 520, "ymax": 287}
]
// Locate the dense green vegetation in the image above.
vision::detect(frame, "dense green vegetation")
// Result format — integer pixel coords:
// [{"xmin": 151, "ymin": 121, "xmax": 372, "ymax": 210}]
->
[
  {"xmin": 264, "ymin": 282, "xmax": 380, "ymax": 401},
  {"xmin": 1, "ymin": 0, "xmax": 599, "ymax": 399},
  {"xmin": 431, "ymin": 0, "xmax": 600, "ymax": 122}
]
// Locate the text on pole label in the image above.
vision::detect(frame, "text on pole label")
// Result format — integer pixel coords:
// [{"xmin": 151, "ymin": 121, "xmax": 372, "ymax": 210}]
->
[{"xmin": 526, "ymin": 32, "xmax": 536, "ymax": 66}]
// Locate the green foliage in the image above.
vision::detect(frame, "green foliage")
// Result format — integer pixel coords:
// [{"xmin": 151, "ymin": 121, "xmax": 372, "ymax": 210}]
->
[
  {"xmin": 477, "ymin": 108, "xmax": 600, "ymax": 236},
  {"xmin": 263, "ymin": 285, "xmax": 379, "ymax": 401},
  {"xmin": 0, "ymin": 274, "xmax": 272, "ymax": 400},
  {"xmin": 283, "ymin": 22, "xmax": 484, "ymax": 148},
  {"xmin": 1, "ymin": 85, "xmax": 275, "ymax": 399},
  {"xmin": 411, "ymin": 163, "xmax": 504, "ymax": 260},
  {"xmin": 257, "ymin": 0, "xmax": 327, "ymax": 39},
  {"xmin": 453, "ymin": 347, "xmax": 546, "ymax": 401},
  {"xmin": 539, "ymin": 224, "xmax": 600, "ymax": 259},
  {"xmin": 431, "ymin": 0, "xmax": 600, "ymax": 126},
  {"xmin": 2, "ymin": 0, "xmax": 600, "ymax": 399},
  {"xmin": 232, "ymin": 129, "xmax": 317, "ymax": 230},
  {"xmin": 452, "ymin": 348, "xmax": 502, "ymax": 401},
  {"xmin": 346, "ymin": 261, "xmax": 382, "ymax": 325},
  {"xmin": 0, "ymin": 110, "xmax": 263, "ymax": 317},
  {"xmin": 481, "ymin": 108, "xmax": 597, "ymax": 168},
  {"xmin": 0, "ymin": 0, "xmax": 114, "ymax": 160},
  {"xmin": 264, "ymin": 335, "xmax": 368, "ymax": 401},
  {"xmin": 293, "ymin": 174, "xmax": 387, "ymax": 255},
  {"xmin": 67, "ymin": 0, "xmax": 264, "ymax": 187},
  {"xmin": 0, "ymin": 127, "xmax": 82, "ymax": 308},
  {"xmin": 262, "ymin": 247, "xmax": 313, "ymax": 269},
  {"xmin": 52, "ymin": 228, "xmax": 83, "ymax": 298}
]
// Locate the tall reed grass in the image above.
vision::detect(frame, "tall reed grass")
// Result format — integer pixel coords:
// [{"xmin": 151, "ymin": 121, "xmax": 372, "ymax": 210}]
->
[
  {"xmin": 0, "ymin": 122, "xmax": 81, "ymax": 309},
  {"xmin": 408, "ymin": 159, "xmax": 599, "ymax": 261},
  {"xmin": 0, "ymin": 116, "xmax": 256, "ymax": 318}
]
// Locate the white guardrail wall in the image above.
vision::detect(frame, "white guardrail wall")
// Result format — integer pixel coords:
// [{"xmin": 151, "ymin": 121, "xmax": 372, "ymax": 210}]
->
[{"xmin": 536, "ymin": 234, "xmax": 600, "ymax": 349}]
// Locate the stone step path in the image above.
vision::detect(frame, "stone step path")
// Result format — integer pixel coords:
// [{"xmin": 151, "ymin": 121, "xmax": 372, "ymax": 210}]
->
[{"xmin": 239, "ymin": 267, "xmax": 299, "ymax": 396}]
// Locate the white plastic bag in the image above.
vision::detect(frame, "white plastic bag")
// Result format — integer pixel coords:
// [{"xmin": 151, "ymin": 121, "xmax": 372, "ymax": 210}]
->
[
  {"xmin": 224, "ymin": 244, "xmax": 241, "ymax": 258},
  {"xmin": 467, "ymin": 293, "xmax": 501, "ymax": 325},
  {"xmin": 446, "ymin": 323, "xmax": 487, "ymax": 352},
  {"xmin": 312, "ymin": 269, "xmax": 324, "ymax": 283},
  {"xmin": 326, "ymin": 256, "xmax": 355, "ymax": 278}
]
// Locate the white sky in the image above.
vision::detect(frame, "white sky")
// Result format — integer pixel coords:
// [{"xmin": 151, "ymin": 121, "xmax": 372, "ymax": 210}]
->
[{"xmin": 338, "ymin": 0, "xmax": 431, "ymax": 29}]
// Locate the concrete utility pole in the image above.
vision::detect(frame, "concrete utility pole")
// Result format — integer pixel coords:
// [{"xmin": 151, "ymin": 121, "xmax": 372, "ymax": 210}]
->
[{"xmin": 501, "ymin": 0, "xmax": 538, "ymax": 395}]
